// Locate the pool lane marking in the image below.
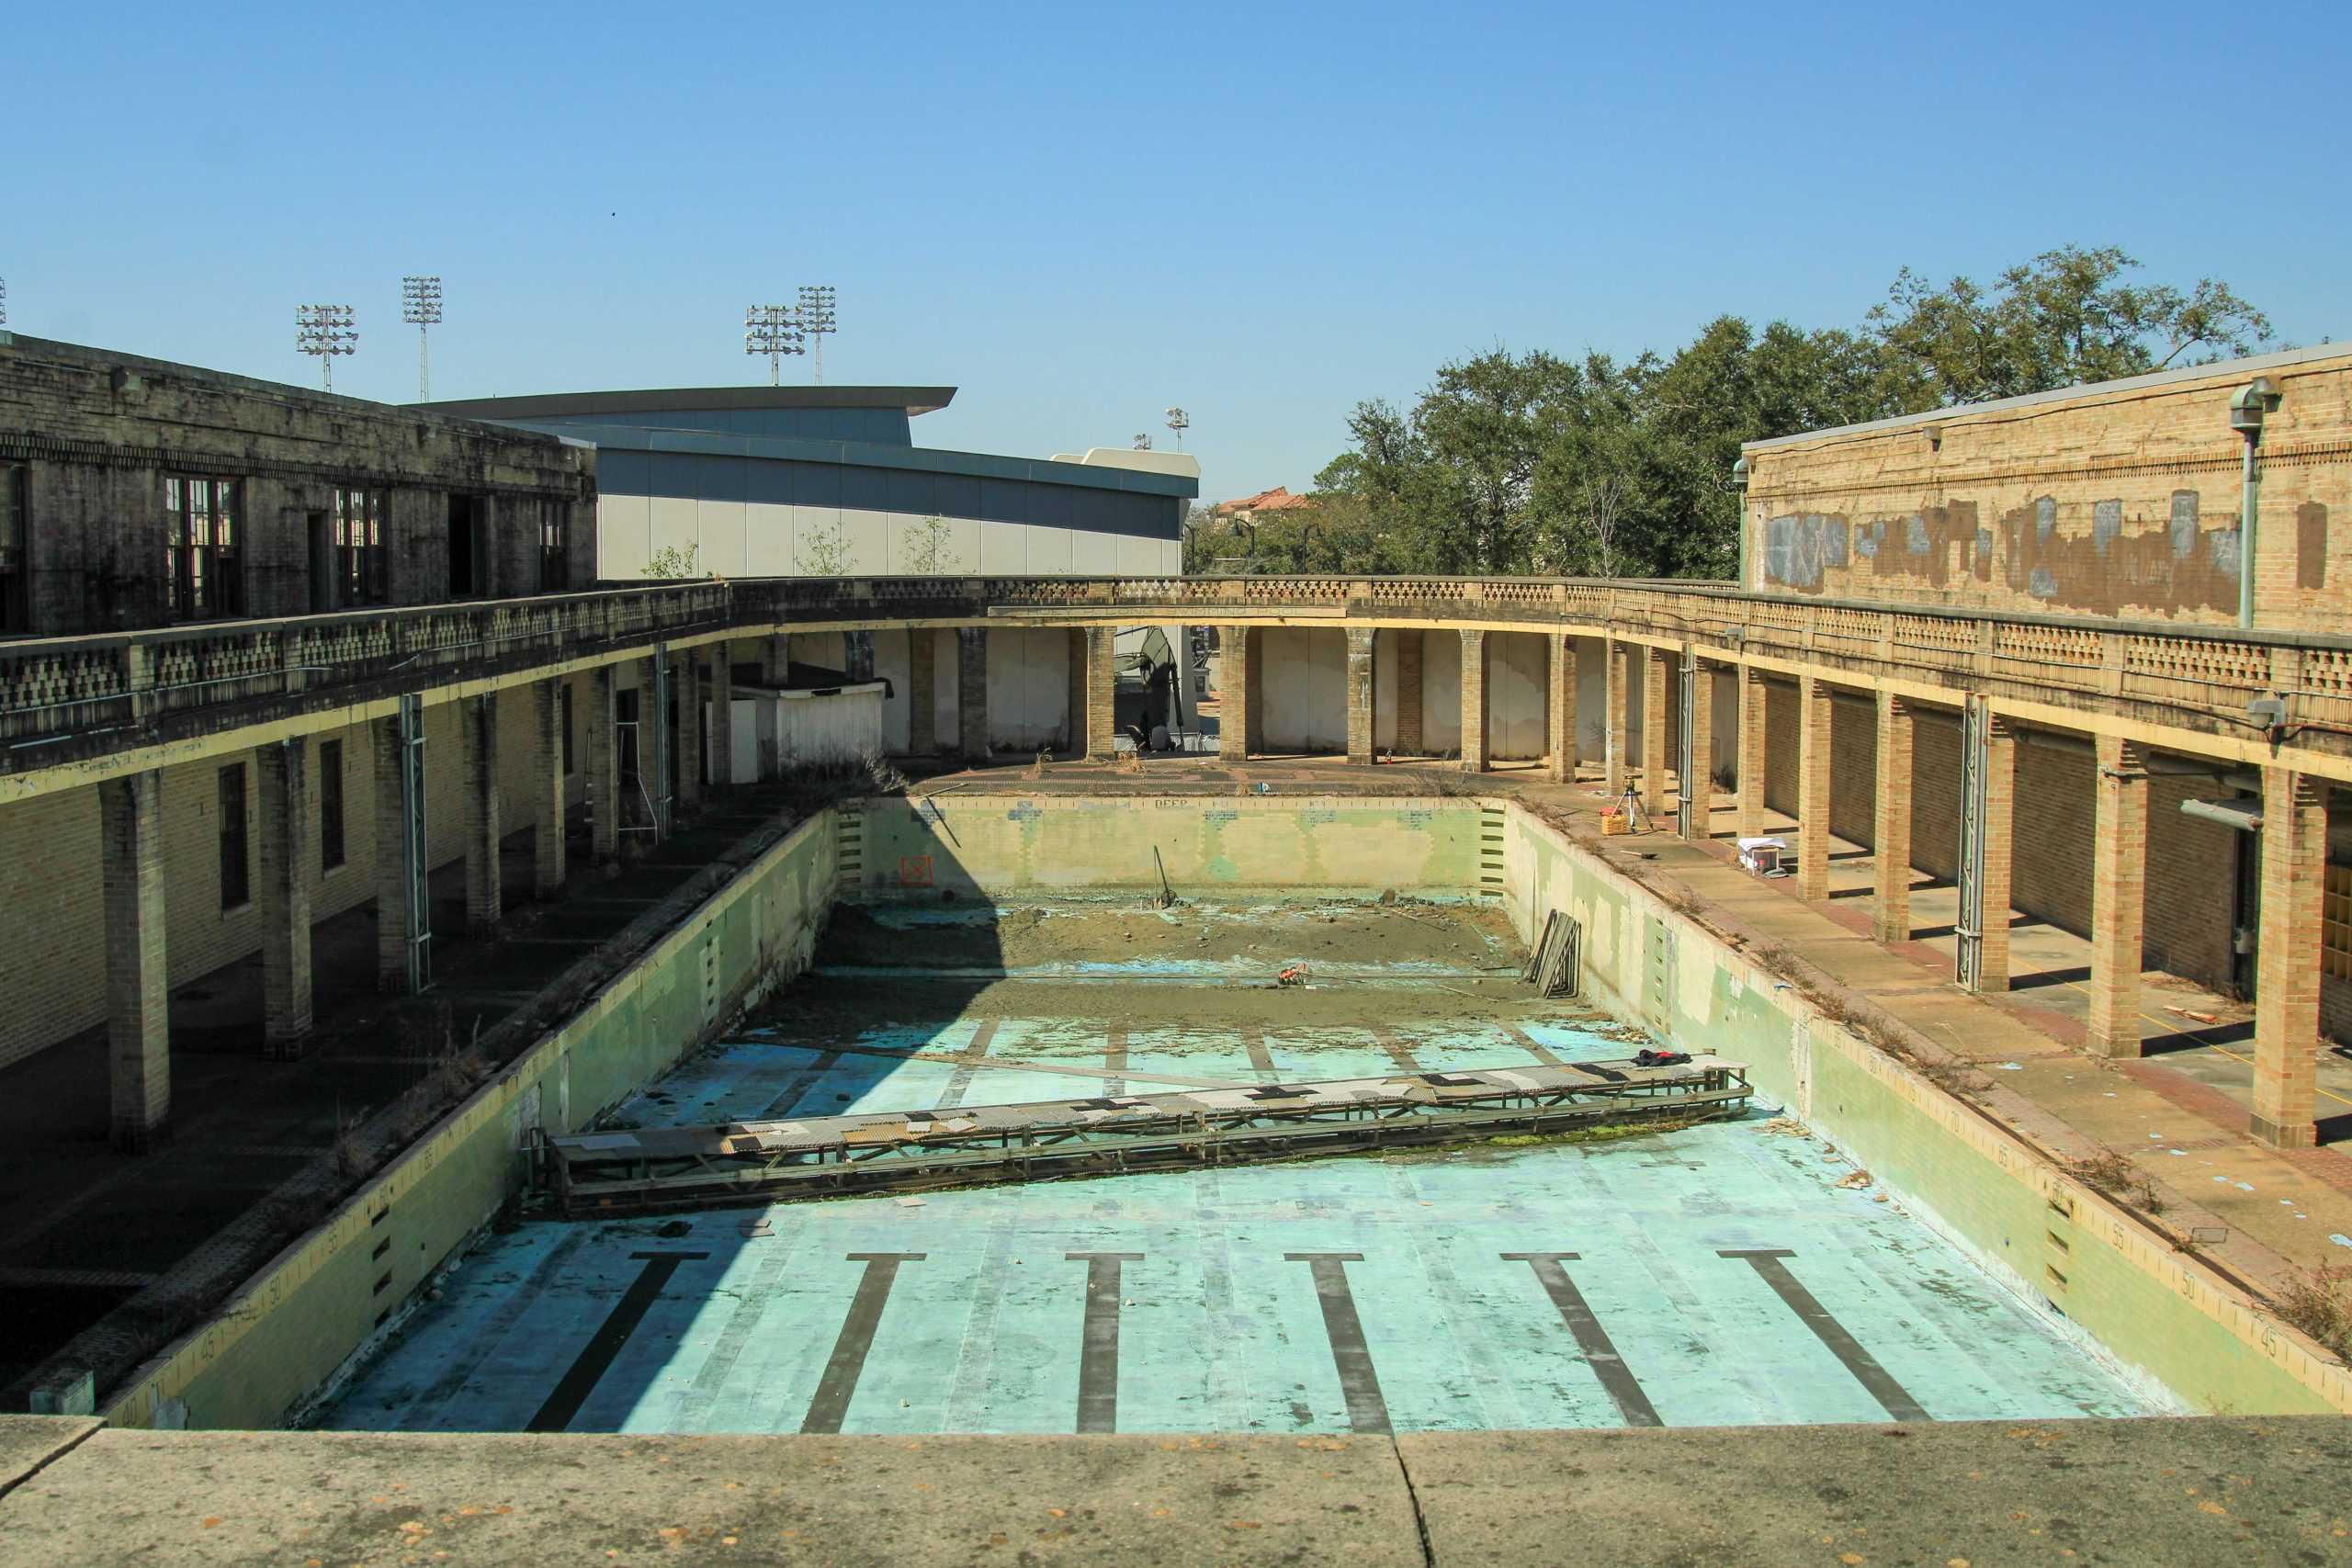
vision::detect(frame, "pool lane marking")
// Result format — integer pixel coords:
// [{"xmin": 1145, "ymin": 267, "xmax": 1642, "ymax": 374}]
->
[
  {"xmin": 1719, "ymin": 1248, "xmax": 1930, "ymax": 1422},
  {"xmin": 526, "ymin": 1250, "xmax": 708, "ymax": 1433},
  {"xmin": 1370, "ymin": 1024, "xmax": 1422, "ymax": 1074},
  {"xmin": 1501, "ymin": 1252, "xmax": 1661, "ymax": 1427},
  {"xmin": 1068, "ymin": 1252, "xmax": 1146, "ymax": 1433},
  {"xmin": 936, "ymin": 1021, "xmax": 1001, "ymax": 1110},
  {"xmin": 1284, "ymin": 1252, "xmax": 1392, "ymax": 1434},
  {"xmin": 1242, "ymin": 1025, "xmax": 1278, "ymax": 1083},
  {"xmin": 801, "ymin": 1253, "xmax": 927, "ymax": 1434},
  {"xmin": 1501, "ymin": 1022, "xmax": 1566, "ymax": 1066},
  {"xmin": 753, "ymin": 1050, "xmax": 844, "ymax": 1118},
  {"xmin": 1104, "ymin": 1026, "xmax": 1128, "ymax": 1098}
]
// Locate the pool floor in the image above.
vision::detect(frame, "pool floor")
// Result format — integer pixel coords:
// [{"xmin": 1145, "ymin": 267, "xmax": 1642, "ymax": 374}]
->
[{"xmin": 318, "ymin": 1016, "xmax": 2157, "ymax": 1436}]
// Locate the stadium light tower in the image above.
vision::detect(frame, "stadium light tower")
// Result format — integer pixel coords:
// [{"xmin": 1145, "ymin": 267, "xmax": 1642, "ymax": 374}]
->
[
  {"xmin": 0, "ymin": 276, "xmax": 8, "ymax": 327},
  {"xmin": 295, "ymin": 304, "xmax": 357, "ymax": 392},
  {"xmin": 1133, "ymin": 433, "xmax": 1153, "ymax": 450},
  {"xmin": 1165, "ymin": 406, "xmax": 1189, "ymax": 450},
  {"xmin": 401, "ymin": 276, "xmax": 443, "ymax": 400},
  {"xmin": 797, "ymin": 284, "xmax": 837, "ymax": 383},
  {"xmin": 745, "ymin": 303, "xmax": 805, "ymax": 385}
]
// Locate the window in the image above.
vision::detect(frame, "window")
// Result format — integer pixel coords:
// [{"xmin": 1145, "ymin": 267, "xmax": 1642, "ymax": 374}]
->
[
  {"xmin": 540, "ymin": 501, "xmax": 571, "ymax": 592},
  {"xmin": 0, "ymin": 465, "xmax": 26, "ymax": 632},
  {"xmin": 334, "ymin": 488, "xmax": 389, "ymax": 605},
  {"xmin": 320, "ymin": 739, "xmax": 345, "ymax": 872},
  {"xmin": 164, "ymin": 475, "xmax": 245, "ymax": 620},
  {"xmin": 560, "ymin": 683, "xmax": 575, "ymax": 774},
  {"xmin": 219, "ymin": 763, "xmax": 250, "ymax": 908}
]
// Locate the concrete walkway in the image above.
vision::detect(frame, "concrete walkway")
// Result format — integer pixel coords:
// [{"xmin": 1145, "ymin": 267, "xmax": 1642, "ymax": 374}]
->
[{"xmin": 5, "ymin": 1413, "xmax": 2346, "ymax": 1565}]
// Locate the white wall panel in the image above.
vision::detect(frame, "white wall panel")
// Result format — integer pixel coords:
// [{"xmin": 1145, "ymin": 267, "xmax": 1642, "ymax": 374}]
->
[
  {"xmin": 933, "ymin": 628, "xmax": 960, "ymax": 750},
  {"xmin": 1422, "ymin": 629, "xmax": 1463, "ymax": 754},
  {"xmin": 1258, "ymin": 626, "xmax": 1347, "ymax": 752},
  {"xmin": 1069, "ymin": 529, "xmax": 1116, "ymax": 576},
  {"xmin": 978, "ymin": 519, "xmax": 1027, "ymax": 575},
  {"xmin": 1023, "ymin": 524, "xmax": 1073, "ymax": 576},
  {"xmin": 1487, "ymin": 631, "xmax": 1548, "ymax": 760},
  {"xmin": 597, "ymin": 492, "xmax": 651, "ymax": 579},
  {"xmin": 743, "ymin": 501, "xmax": 798, "ymax": 576},
  {"xmin": 695, "ymin": 500, "xmax": 749, "ymax": 575},
  {"xmin": 986, "ymin": 626, "xmax": 1070, "ymax": 750},
  {"xmin": 874, "ymin": 628, "xmax": 914, "ymax": 753}
]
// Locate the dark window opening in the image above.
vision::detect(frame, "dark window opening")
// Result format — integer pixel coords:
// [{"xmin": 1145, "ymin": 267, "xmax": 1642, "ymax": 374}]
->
[
  {"xmin": 447, "ymin": 495, "xmax": 482, "ymax": 597},
  {"xmin": 219, "ymin": 762, "xmax": 249, "ymax": 908},
  {"xmin": 0, "ymin": 466, "xmax": 28, "ymax": 633},
  {"xmin": 320, "ymin": 739, "xmax": 346, "ymax": 871},
  {"xmin": 334, "ymin": 487, "xmax": 389, "ymax": 605},
  {"xmin": 165, "ymin": 475, "xmax": 245, "ymax": 621},
  {"xmin": 560, "ymin": 683, "xmax": 576, "ymax": 775},
  {"xmin": 540, "ymin": 501, "xmax": 571, "ymax": 592}
]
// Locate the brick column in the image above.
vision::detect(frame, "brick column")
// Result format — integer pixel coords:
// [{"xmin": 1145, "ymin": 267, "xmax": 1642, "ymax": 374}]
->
[
  {"xmin": 1794, "ymin": 675, "xmax": 1834, "ymax": 902},
  {"xmin": 1219, "ymin": 626, "xmax": 1250, "ymax": 762},
  {"xmin": 373, "ymin": 714, "xmax": 420, "ymax": 992},
  {"xmin": 1346, "ymin": 627, "xmax": 1376, "ymax": 766},
  {"xmin": 1459, "ymin": 628, "xmax": 1487, "ymax": 772},
  {"xmin": 1640, "ymin": 649, "xmax": 1668, "ymax": 818},
  {"xmin": 462, "ymin": 694, "xmax": 502, "ymax": 934},
  {"xmin": 1976, "ymin": 715, "xmax": 2018, "ymax": 992},
  {"xmin": 531, "ymin": 679, "xmax": 567, "ymax": 898},
  {"xmin": 956, "ymin": 626, "xmax": 991, "ymax": 762},
  {"xmin": 2251, "ymin": 766, "xmax": 2325, "ymax": 1147},
  {"xmin": 586, "ymin": 665, "xmax": 619, "ymax": 865},
  {"xmin": 257, "ymin": 739, "xmax": 314, "ymax": 1051},
  {"xmin": 1681, "ymin": 656, "xmax": 1714, "ymax": 839},
  {"xmin": 102, "ymin": 770, "xmax": 169, "ymax": 1151},
  {"xmin": 1736, "ymin": 664, "xmax": 1768, "ymax": 840},
  {"xmin": 1085, "ymin": 625, "xmax": 1117, "ymax": 761},
  {"xmin": 704, "ymin": 646, "xmax": 736, "ymax": 789},
  {"xmin": 1545, "ymin": 633, "xmax": 1576, "ymax": 784},
  {"xmin": 906, "ymin": 629, "xmax": 936, "ymax": 757},
  {"xmin": 673, "ymin": 656, "xmax": 703, "ymax": 810},
  {"xmin": 1395, "ymin": 630, "xmax": 1424, "ymax": 756},
  {"xmin": 1871, "ymin": 692, "xmax": 1915, "ymax": 942},
  {"xmin": 2085, "ymin": 734, "xmax": 2149, "ymax": 1059},
  {"xmin": 1603, "ymin": 639, "xmax": 1628, "ymax": 795}
]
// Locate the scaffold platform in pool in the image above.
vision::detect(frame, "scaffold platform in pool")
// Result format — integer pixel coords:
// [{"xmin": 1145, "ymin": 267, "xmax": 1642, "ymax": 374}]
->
[{"xmin": 550, "ymin": 1055, "xmax": 1753, "ymax": 1213}]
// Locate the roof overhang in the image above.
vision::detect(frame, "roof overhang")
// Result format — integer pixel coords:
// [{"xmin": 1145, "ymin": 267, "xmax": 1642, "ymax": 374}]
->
[{"xmin": 413, "ymin": 386, "xmax": 957, "ymax": 420}]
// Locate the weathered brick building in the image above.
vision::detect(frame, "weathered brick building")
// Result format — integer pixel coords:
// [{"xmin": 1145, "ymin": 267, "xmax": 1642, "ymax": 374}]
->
[{"xmin": 0, "ymin": 333, "xmax": 595, "ymax": 636}]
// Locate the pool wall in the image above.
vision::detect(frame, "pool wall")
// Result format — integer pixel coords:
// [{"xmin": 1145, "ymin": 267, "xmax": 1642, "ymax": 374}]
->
[
  {"xmin": 1501, "ymin": 807, "xmax": 2352, "ymax": 1417},
  {"xmin": 95, "ymin": 812, "xmax": 840, "ymax": 1432}
]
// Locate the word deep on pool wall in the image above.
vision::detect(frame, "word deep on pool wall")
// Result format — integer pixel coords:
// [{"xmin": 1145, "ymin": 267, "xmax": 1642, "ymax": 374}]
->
[{"xmin": 850, "ymin": 796, "xmax": 1487, "ymax": 897}]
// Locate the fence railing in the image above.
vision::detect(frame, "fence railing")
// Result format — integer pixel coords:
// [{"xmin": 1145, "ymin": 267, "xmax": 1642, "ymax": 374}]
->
[{"xmin": 6, "ymin": 573, "xmax": 2349, "ymax": 761}]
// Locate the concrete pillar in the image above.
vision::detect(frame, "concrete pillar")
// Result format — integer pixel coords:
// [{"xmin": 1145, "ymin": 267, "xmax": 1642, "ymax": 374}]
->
[
  {"xmin": 1395, "ymin": 630, "xmax": 1424, "ymax": 756},
  {"xmin": 956, "ymin": 626, "xmax": 991, "ymax": 762},
  {"xmin": 374, "ymin": 715, "xmax": 419, "ymax": 992},
  {"xmin": 906, "ymin": 629, "xmax": 936, "ymax": 757},
  {"xmin": 1871, "ymin": 693, "xmax": 1914, "ymax": 942},
  {"xmin": 1219, "ymin": 626, "xmax": 1250, "ymax": 762},
  {"xmin": 1736, "ymin": 665, "xmax": 1767, "ymax": 840},
  {"xmin": 586, "ymin": 665, "xmax": 619, "ymax": 865},
  {"xmin": 102, "ymin": 770, "xmax": 169, "ymax": 1151},
  {"xmin": 1084, "ymin": 625, "xmax": 1117, "ymax": 761},
  {"xmin": 763, "ymin": 633, "xmax": 791, "ymax": 684},
  {"xmin": 462, "ymin": 694, "xmax": 502, "ymax": 933},
  {"xmin": 2251, "ymin": 765, "xmax": 2327, "ymax": 1147},
  {"xmin": 1639, "ymin": 649, "xmax": 1669, "ymax": 818},
  {"xmin": 1603, "ymin": 640, "xmax": 1627, "ymax": 795},
  {"xmin": 1346, "ymin": 627, "xmax": 1376, "ymax": 766},
  {"xmin": 1680, "ymin": 657, "xmax": 1713, "ymax": 839},
  {"xmin": 705, "ymin": 646, "xmax": 736, "ymax": 790},
  {"xmin": 632, "ymin": 653, "xmax": 665, "ymax": 840},
  {"xmin": 1545, "ymin": 634, "xmax": 1576, "ymax": 784},
  {"xmin": 1794, "ymin": 675, "xmax": 1834, "ymax": 902},
  {"xmin": 673, "ymin": 656, "xmax": 703, "ymax": 810},
  {"xmin": 1459, "ymin": 628, "xmax": 1487, "ymax": 773},
  {"xmin": 1976, "ymin": 716, "xmax": 2018, "ymax": 992},
  {"xmin": 531, "ymin": 679, "xmax": 567, "ymax": 899},
  {"xmin": 844, "ymin": 630, "xmax": 875, "ymax": 683},
  {"xmin": 2085, "ymin": 734, "xmax": 2149, "ymax": 1059},
  {"xmin": 257, "ymin": 738, "xmax": 314, "ymax": 1051}
]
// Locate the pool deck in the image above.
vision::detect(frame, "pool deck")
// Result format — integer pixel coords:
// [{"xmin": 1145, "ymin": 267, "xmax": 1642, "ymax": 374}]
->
[{"xmin": 6, "ymin": 1413, "xmax": 2348, "ymax": 1567}]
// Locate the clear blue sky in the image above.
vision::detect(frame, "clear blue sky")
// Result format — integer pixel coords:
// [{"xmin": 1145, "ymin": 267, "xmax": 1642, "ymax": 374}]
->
[{"xmin": 6, "ymin": 0, "xmax": 2346, "ymax": 503}]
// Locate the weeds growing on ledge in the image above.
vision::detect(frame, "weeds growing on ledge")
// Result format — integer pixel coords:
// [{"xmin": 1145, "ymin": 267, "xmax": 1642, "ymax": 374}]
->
[
  {"xmin": 2273, "ymin": 1266, "xmax": 2352, "ymax": 1362},
  {"xmin": 2065, "ymin": 1147, "xmax": 2166, "ymax": 1215}
]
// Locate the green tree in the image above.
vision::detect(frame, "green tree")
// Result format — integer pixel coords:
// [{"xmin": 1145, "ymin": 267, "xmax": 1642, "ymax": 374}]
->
[
  {"xmin": 796, "ymin": 519, "xmax": 848, "ymax": 576},
  {"xmin": 642, "ymin": 541, "xmax": 705, "ymax": 579},
  {"xmin": 899, "ymin": 515, "xmax": 962, "ymax": 575}
]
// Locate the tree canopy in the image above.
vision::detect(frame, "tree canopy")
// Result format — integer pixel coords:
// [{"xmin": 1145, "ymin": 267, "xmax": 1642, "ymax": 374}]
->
[{"xmin": 1196, "ymin": 246, "xmax": 2275, "ymax": 581}]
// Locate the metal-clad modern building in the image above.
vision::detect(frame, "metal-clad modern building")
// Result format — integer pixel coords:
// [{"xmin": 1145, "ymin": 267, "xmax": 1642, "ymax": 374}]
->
[{"xmin": 424, "ymin": 387, "xmax": 1198, "ymax": 580}]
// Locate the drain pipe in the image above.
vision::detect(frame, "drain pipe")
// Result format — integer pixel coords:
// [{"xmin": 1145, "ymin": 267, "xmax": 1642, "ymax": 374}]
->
[{"xmin": 2229, "ymin": 377, "xmax": 2281, "ymax": 630}]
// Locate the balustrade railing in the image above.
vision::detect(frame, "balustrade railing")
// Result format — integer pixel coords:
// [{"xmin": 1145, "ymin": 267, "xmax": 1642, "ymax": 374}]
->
[{"xmin": 6, "ymin": 573, "xmax": 2346, "ymax": 761}]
